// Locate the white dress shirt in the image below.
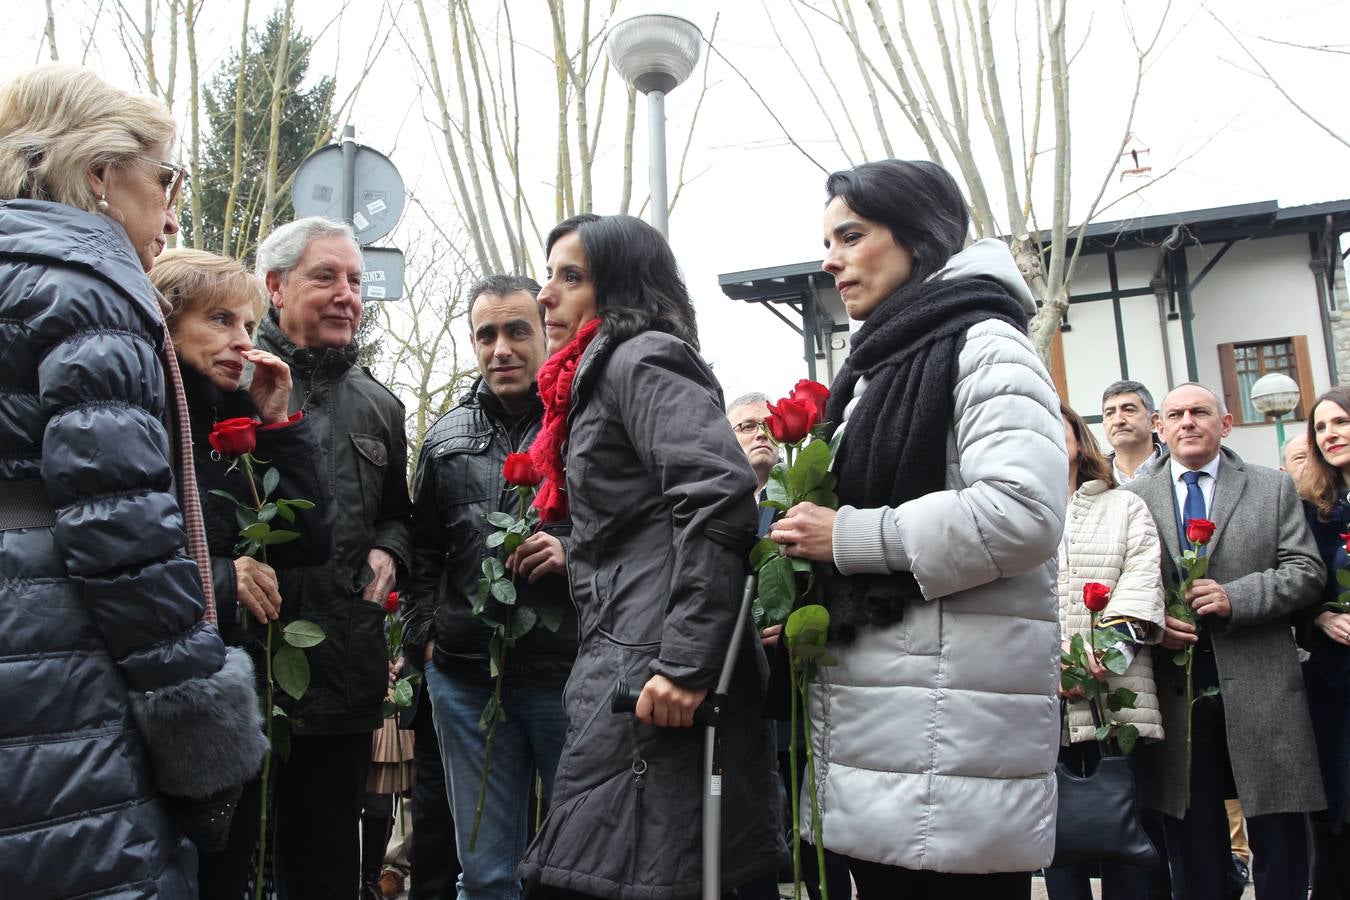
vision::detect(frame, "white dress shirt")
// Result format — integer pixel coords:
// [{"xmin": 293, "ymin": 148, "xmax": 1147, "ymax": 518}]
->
[{"xmin": 1169, "ymin": 452, "xmax": 1222, "ymax": 529}]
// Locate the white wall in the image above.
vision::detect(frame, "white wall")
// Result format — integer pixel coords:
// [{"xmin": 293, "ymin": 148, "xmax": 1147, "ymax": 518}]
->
[
  {"xmin": 1060, "ymin": 234, "xmax": 1326, "ymax": 468},
  {"xmin": 1186, "ymin": 235, "xmax": 1325, "ymax": 466}
]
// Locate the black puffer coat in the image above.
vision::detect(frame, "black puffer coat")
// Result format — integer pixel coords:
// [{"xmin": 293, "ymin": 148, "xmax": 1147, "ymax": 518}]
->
[
  {"xmin": 404, "ymin": 380, "xmax": 577, "ymax": 684},
  {"xmin": 180, "ymin": 361, "xmax": 335, "ymax": 649},
  {"xmin": 519, "ymin": 331, "xmax": 785, "ymax": 899},
  {"xmin": 255, "ymin": 312, "xmax": 413, "ymax": 735},
  {"xmin": 0, "ymin": 200, "xmax": 266, "ymax": 896}
]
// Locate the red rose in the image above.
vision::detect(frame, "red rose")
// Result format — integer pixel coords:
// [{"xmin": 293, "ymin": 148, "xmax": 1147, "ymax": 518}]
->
[
  {"xmin": 1082, "ymin": 581, "xmax": 1111, "ymax": 612},
  {"xmin": 502, "ymin": 452, "xmax": 542, "ymax": 487},
  {"xmin": 383, "ymin": 591, "xmax": 399, "ymax": 615},
  {"xmin": 765, "ymin": 397, "xmax": 818, "ymax": 444},
  {"xmin": 789, "ymin": 379, "xmax": 830, "ymax": 422},
  {"xmin": 208, "ymin": 417, "xmax": 257, "ymax": 456},
  {"xmin": 1185, "ymin": 518, "xmax": 1217, "ymax": 546},
  {"xmin": 1341, "ymin": 532, "xmax": 1350, "ymax": 556}
]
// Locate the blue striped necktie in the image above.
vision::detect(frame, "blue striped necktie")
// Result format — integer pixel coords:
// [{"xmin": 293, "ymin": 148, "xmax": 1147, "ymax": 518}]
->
[{"xmin": 1180, "ymin": 470, "xmax": 1206, "ymax": 553}]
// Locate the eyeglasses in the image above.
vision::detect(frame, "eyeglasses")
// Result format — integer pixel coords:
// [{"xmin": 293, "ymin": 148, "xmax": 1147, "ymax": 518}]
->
[
  {"xmin": 136, "ymin": 156, "xmax": 189, "ymax": 209},
  {"xmin": 732, "ymin": 419, "xmax": 767, "ymax": 435}
]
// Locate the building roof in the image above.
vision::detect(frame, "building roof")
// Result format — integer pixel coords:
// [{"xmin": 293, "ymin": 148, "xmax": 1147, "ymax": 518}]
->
[
  {"xmin": 717, "ymin": 198, "xmax": 1350, "ymax": 291},
  {"xmin": 1073, "ymin": 197, "xmax": 1350, "ymax": 253}
]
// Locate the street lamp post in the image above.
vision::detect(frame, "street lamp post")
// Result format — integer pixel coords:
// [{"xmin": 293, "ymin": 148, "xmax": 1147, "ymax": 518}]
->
[
  {"xmin": 1250, "ymin": 372, "xmax": 1302, "ymax": 463},
  {"xmin": 606, "ymin": 9, "xmax": 702, "ymax": 237}
]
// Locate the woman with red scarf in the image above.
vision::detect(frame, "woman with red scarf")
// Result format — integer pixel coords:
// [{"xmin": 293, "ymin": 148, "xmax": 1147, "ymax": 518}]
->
[{"xmin": 518, "ymin": 214, "xmax": 785, "ymax": 899}]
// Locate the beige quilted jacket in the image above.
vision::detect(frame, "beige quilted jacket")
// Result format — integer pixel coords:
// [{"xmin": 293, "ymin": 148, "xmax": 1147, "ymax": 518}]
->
[{"xmin": 1058, "ymin": 479, "xmax": 1166, "ymax": 743}]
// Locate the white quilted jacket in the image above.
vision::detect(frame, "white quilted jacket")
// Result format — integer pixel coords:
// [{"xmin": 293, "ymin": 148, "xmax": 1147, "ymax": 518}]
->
[
  {"xmin": 813, "ymin": 240, "xmax": 1067, "ymax": 874},
  {"xmin": 1058, "ymin": 479, "xmax": 1166, "ymax": 743}
]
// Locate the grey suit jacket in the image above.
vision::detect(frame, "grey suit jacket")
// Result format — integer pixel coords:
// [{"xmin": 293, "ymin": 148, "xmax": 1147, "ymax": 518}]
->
[{"xmin": 1123, "ymin": 446, "xmax": 1326, "ymax": 817}]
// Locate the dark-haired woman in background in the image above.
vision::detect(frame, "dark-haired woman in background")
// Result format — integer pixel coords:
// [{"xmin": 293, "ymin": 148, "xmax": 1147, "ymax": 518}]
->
[
  {"xmin": 1047, "ymin": 403, "xmax": 1163, "ymax": 900},
  {"xmin": 769, "ymin": 159, "xmax": 1066, "ymax": 899},
  {"xmin": 518, "ymin": 213, "xmax": 784, "ymax": 898},
  {"xmin": 1295, "ymin": 386, "xmax": 1350, "ymax": 898}
]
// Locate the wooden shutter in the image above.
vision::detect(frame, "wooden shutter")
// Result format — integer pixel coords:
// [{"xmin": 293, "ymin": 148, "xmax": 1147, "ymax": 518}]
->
[
  {"xmin": 1217, "ymin": 342, "xmax": 1242, "ymax": 424},
  {"xmin": 1292, "ymin": 334, "xmax": 1315, "ymax": 420}
]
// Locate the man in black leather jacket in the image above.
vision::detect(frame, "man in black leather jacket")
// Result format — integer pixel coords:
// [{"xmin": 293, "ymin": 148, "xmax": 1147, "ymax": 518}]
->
[
  {"xmin": 404, "ymin": 274, "xmax": 577, "ymax": 900},
  {"xmin": 254, "ymin": 217, "xmax": 413, "ymax": 900}
]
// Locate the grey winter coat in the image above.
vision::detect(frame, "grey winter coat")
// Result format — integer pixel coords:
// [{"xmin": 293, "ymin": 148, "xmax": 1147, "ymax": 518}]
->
[
  {"xmin": 255, "ymin": 312, "xmax": 413, "ymax": 735},
  {"xmin": 1123, "ymin": 447, "xmax": 1325, "ymax": 818},
  {"xmin": 519, "ymin": 331, "xmax": 785, "ymax": 899},
  {"xmin": 816, "ymin": 240, "xmax": 1067, "ymax": 873},
  {"xmin": 0, "ymin": 199, "xmax": 266, "ymax": 896}
]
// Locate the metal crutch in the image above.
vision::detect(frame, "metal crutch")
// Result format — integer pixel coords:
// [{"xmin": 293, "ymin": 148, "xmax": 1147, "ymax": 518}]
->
[{"xmin": 612, "ymin": 570, "xmax": 758, "ymax": 900}]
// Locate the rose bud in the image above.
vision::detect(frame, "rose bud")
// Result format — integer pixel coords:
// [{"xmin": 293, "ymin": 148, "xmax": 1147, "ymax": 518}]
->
[
  {"xmin": 502, "ymin": 452, "xmax": 543, "ymax": 487},
  {"xmin": 1185, "ymin": 518, "xmax": 1217, "ymax": 545},
  {"xmin": 208, "ymin": 416, "xmax": 258, "ymax": 457},
  {"xmin": 1082, "ymin": 581, "xmax": 1111, "ymax": 612},
  {"xmin": 383, "ymin": 591, "xmax": 399, "ymax": 615},
  {"xmin": 765, "ymin": 397, "xmax": 817, "ymax": 444}
]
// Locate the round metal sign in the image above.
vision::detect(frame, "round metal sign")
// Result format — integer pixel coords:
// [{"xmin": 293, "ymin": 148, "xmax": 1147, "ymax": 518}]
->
[{"xmin": 292, "ymin": 142, "xmax": 406, "ymax": 245}]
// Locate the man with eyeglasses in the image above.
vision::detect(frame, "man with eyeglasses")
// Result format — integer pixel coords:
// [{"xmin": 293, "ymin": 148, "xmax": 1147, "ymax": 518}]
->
[
  {"xmin": 727, "ymin": 391, "xmax": 851, "ymax": 900},
  {"xmin": 727, "ymin": 393, "xmax": 779, "ymax": 532}
]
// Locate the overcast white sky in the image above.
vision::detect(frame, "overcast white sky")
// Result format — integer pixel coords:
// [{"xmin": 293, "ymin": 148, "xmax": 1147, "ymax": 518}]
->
[{"xmin": 4, "ymin": 0, "xmax": 1348, "ymax": 405}]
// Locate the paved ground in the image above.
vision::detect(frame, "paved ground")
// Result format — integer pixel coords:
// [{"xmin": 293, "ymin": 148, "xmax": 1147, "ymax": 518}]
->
[
  {"xmin": 392, "ymin": 874, "xmax": 1263, "ymax": 898},
  {"xmin": 1026, "ymin": 877, "xmax": 1260, "ymax": 900},
  {"xmin": 760, "ymin": 876, "xmax": 1260, "ymax": 899}
]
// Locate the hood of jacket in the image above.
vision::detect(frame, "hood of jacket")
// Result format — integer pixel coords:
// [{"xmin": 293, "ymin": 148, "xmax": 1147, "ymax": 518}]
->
[
  {"xmin": 0, "ymin": 198, "xmax": 165, "ymax": 323},
  {"xmin": 933, "ymin": 237, "xmax": 1037, "ymax": 315}
]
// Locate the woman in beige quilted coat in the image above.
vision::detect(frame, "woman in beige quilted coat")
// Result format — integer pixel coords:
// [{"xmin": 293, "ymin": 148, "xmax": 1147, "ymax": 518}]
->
[{"xmin": 1046, "ymin": 402, "xmax": 1165, "ymax": 900}]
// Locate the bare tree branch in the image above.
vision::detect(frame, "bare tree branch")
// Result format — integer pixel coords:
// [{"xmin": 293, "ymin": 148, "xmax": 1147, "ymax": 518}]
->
[
  {"xmin": 702, "ymin": 40, "xmax": 830, "ymax": 174},
  {"xmin": 1204, "ymin": 3, "xmax": 1349, "ymax": 150},
  {"xmin": 43, "ymin": 0, "xmax": 59, "ymax": 61}
]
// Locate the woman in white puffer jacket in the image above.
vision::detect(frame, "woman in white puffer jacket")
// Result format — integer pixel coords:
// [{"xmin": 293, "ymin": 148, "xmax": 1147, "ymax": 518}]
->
[
  {"xmin": 770, "ymin": 159, "xmax": 1066, "ymax": 898},
  {"xmin": 1045, "ymin": 403, "xmax": 1165, "ymax": 900}
]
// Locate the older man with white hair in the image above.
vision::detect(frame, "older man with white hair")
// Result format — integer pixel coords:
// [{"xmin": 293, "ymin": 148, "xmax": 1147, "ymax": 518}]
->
[{"xmin": 254, "ymin": 216, "xmax": 413, "ymax": 900}]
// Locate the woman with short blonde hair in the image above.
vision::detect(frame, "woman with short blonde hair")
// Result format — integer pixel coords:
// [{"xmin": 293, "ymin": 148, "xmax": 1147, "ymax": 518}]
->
[
  {"xmin": 0, "ymin": 64, "xmax": 178, "ymax": 211},
  {"xmin": 0, "ymin": 66, "xmax": 265, "ymax": 896},
  {"xmin": 157, "ymin": 246, "xmax": 268, "ymax": 326},
  {"xmin": 151, "ymin": 246, "xmax": 334, "ymax": 900}
]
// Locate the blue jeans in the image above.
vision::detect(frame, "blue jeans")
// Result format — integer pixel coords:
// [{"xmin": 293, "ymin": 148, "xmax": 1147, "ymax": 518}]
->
[{"xmin": 424, "ymin": 662, "xmax": 568, "ymax": 900}]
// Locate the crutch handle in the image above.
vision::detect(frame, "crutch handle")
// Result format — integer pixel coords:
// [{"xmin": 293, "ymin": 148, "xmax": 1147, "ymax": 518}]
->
[{"xmin": 611, "ymin": 675, "xmax": 723, "ymax": 727}]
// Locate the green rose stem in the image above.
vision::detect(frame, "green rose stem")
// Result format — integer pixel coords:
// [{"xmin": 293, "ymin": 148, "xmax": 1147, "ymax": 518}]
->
[
  {"xmin": 469, "ymin": 486, "xmax": 527, "ymax": 851},
  {"xmin": 469, "ymin": 621, "xmax": 507, "ymax": 852},
  {"xmin": 788, "ymin": 665, "xmax": 802, "ymax": 900},
  {"xmin": 240, "ymin": 454, "xmax": 276, "ymax": 900},
  {"xmin": 1085, "ymin": 608, "xmax": 1111, "ymax": 756},
  {"xmin": 1183, "ymin": 640, "xmax": 1194, "ymax": 808},
  {"xmin": 796, "ymin": 659, "xmax": 830, "ymax": 900},
  {"xmin": 1169, "ymin": 532, "xmax": 1211, "ymax": 811}
]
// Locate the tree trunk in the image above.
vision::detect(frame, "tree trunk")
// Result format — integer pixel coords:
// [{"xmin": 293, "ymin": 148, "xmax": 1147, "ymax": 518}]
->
[
  {"xmin": 43, "ymin": 0, "xmax": 58, "ymax": 61},
  {"xmin": 257, "ymin": 0, "xmax": 295, "ymax": 239},
  {"xmin": 184, "ymin": 0, "xmax": 203, "ymax": 247},
  {"xmin": 221, "ymin": 0, "xmax": 251, "ymax": 259}
]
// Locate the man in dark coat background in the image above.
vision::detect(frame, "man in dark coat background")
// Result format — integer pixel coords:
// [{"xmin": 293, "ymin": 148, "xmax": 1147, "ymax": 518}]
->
[
  {"xmin": 1125, "ymin": 382, "xmax": 1324, "ymax": 900},
  {"xmin": 404, "ymin": 274, "xmax": 576, "ymax": 900},
  {"xmin": 255, "ymin": 216, "xmax": 413, "ymax": 900}
]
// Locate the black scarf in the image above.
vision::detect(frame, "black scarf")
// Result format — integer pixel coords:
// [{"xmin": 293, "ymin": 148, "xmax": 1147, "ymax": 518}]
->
[{"xmin": 823, "ymin": 274, "xmax": 1029, "ymax": 643}]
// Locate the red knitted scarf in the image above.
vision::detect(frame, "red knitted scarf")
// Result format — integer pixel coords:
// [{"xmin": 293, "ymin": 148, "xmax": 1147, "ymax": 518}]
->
[{"xmin": 530, "ymin": 318, "xmax": 602, "ymax": 523}]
